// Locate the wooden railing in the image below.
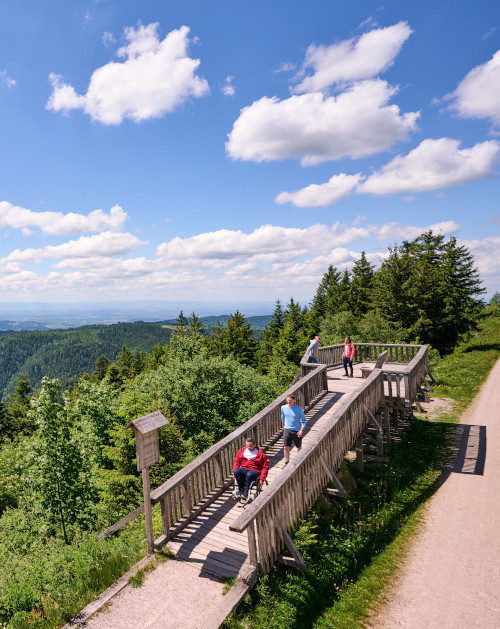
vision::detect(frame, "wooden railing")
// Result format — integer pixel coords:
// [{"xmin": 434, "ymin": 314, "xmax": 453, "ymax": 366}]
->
[
  {"xmin": 149, "ymin": 365, "xmax": 329, "ymax": 546},
  {"xmin": 228, "ymin": 343, "xmax": 432, "ymax": 572},
  {"xmin": 229, "ymin": 369, "xmax": 385, "ymax": 572}
]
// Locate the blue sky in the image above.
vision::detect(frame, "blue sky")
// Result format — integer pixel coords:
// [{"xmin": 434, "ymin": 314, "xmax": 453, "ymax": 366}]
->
[{"xmin": 0, "ymin": 0, "xmax": 499, "ymax": 306}]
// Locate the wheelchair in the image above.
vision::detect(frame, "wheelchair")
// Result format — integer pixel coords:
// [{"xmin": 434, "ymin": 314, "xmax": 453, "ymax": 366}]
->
[{"xmin": 231, "ymin": 477, "xmax": 267, "ymax": 504}]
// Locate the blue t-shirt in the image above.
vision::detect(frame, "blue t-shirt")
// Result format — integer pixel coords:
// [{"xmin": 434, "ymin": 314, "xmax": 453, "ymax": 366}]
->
[{"xmin": 281, "ymin": 404, "xmax": 306, "ymax": 431}]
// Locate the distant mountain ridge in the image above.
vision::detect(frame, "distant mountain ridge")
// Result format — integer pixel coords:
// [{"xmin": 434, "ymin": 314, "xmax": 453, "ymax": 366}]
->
[{"xmin": 0, "ymin": 314, "xmax": 272, "ymax": 400}]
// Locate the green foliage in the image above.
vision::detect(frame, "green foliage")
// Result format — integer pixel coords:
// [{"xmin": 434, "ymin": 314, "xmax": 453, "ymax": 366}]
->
[
  {"xmin": 227, "ymin": 316, "xmax": 500, "ymax": 629},
  {"xmin": 0, "ymin": 400, "xmax": 14, "ymax": 443},
  {"xmin": 129, "ymin": 353, "xmax": 279, "ymax": 450},
  {"xmin": 256, "ymin": 300, "xmax": 285, "ymax": 373},
  {"xmin": 8, "ymin": 375, "xmax": 34, "ymax": 435},
  {"xmin": 349, "ymin": 252, "xmax": 375, "ymax": 318},
  {"xmin": 24, "ymin": 378, "xmax": 96, "ymax": 543},
  {"xmin": 0, "ymin": 321, "xmax": 174, "ymax": 400},
  {"xmin": 0, "ymin": 507, "xmax": 145, "ymax": 628},
  {"xmin": 371, "ymin": 232, "xmax": 484, "ymax": 354},
  {"xmin": 487, "ymin": 291, "xmax": 500, "ymax": 315},
  {"xmin": 207, "ymin": 311, "xmax": 258, "ymax": 368},
  {"xmin": 265, "ymin": 299, "xmax": 310, "ymax": 388}
]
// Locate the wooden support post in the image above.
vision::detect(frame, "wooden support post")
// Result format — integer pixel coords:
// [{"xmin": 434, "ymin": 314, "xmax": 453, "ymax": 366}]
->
[
  {"xmin": 417, "ymin": 383, "xmax": 430, "ymax": 403},
  {"xmin": 142, "ymin": 467, "xmax": 155, "ymax": 554},
  {"xmin": 274, "ymin": 516, "xmax": 306, "ymax": 570},
  {"xmin": 355, "ymin": 435, "xmax": 364, "ymax": 475},
  {"xmin": 247, "ymin": 521, "xmax": 258, "ymax": 567},
  {"xmin": 424, "ymin": 377, "xmax": 434, "ymax": 392},
  {"xmin": 364, "ymin": 404, "xmax": 384, "ymax": 457},
  {"xmin": 383, "ymin": 405, "xmax": 391, "ymax": 441},
  {"xmin": 319, "ymin": 455, "xmax": 347, "ymax": 498}
]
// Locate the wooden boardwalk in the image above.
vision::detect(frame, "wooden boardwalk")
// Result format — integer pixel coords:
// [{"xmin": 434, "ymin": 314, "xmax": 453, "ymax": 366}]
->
[{"xmin": 167, "ymin": 362, "xmax": 386, "ymax": 578}]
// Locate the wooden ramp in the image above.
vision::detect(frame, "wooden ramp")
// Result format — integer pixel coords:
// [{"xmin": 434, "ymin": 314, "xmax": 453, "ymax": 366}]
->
[{"xmin": 167, "ymin": 362, "xmax": 378, "ymax": 578}]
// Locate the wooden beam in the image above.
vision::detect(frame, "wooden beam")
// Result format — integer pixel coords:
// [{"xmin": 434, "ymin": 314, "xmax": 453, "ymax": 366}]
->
[
  {"xmin": 319, "ymin": 455, "xmax": 347, "ymax": 498},
  {"xmin": 274, "ymin": 515, "xmax": 306, "ymax": 570}
]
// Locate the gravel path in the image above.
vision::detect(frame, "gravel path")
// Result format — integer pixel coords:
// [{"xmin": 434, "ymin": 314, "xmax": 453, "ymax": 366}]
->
[
  {"xmin": 83, "ymin": 559, "xmax": 224, "ymax": 629},
  {"xmin": 369, "ymin": 357, "xmax": 500, "ymax": 629}
]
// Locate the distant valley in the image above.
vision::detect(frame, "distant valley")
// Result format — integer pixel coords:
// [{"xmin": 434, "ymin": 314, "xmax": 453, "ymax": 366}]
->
[{"xmin": 0, "ymin": 313, "xmax": 272, "ymax": 400}]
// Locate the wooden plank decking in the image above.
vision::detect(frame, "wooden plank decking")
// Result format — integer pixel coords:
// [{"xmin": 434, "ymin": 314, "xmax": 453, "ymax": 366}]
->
[{"xmin": 167, "ymin": 361, "xmax": 395, "ymax": 578}]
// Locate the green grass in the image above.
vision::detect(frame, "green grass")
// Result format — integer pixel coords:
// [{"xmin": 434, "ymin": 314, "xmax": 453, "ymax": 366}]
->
[{"xmin": 224, "ymin": 315, "xmax": 500, "ymax": 629}]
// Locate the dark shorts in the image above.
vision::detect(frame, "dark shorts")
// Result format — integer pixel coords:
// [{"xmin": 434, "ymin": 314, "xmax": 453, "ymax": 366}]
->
[{"xmin": 284, "ymin": 428, "xmax": 303, "ymax": 448}]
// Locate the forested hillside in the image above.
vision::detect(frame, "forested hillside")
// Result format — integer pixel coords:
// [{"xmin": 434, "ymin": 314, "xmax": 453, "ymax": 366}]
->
[
  {"xmin": 0, "ymin": 321, "xmax": 173, "ymax": 399},
  {"xmin": 0, "ymin": 315, "xmax": 272, "ymax": 400},
  {"xmin": 0, "ymin": 231, "xmax": 496, "ymax": 628}
]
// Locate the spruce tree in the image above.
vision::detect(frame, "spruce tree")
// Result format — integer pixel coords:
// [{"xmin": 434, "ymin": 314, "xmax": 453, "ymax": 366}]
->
[
  {"xmin": 350, "ymin": 252, "xmax": 375, "ymax": 317},
  {"xmin": 256, "ymin": 300, "xmax": 285, "ymax": 373},
  {"xmin": 309, "ymin": 265, "xmax": 341, "ymax": 331},
  {"xmin": 8, "ymin": 375, "xmax": 34, "ymax": 435}
]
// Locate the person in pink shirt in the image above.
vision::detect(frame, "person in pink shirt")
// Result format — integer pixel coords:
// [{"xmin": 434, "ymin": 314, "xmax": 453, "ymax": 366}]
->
[
  {"xmin": 342, "ymin": 336, "xmax": 356, "ymax": 378},
  {"xmin": 232, "ymin": 437, "xmax": 269, "ymax": 499}
]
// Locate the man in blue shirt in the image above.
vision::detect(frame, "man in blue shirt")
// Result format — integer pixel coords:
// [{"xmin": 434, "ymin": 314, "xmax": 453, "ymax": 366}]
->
[{"xmin": 281, "ymin": 393, "xmax": 306, "ymax": 465}]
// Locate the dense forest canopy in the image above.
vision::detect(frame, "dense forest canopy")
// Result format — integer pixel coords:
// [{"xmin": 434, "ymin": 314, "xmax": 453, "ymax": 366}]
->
[{"xmin": 0, "ymin": 231, "xmax": 493, "ymax": 627}]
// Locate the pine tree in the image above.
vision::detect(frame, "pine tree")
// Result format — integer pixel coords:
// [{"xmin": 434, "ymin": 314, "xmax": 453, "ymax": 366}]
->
[
  {"xmin": 208, "ymin": 311, "xmax": 258, "ymax": 367},
  {"xmin": 92, "ymin": 354, "xmax": 111, "ymax": 381},
  {"xmin": 8, "ymin": 374, "xmax": 34, "ymax": 435},
  {"xmin": 116, "ymin": 345, "xmax": 135, "ymax": 381},
  {"xmin": 0, "ymin": 400, "xmax": 13, "ymax": 442},
  {"xmin": 175, "ymin": 311, "xmax": 188, "ymax": 334},
  {"xmin": 309, "ymin": 265, "xmax": 341, "ymax": 331},
  {"xmin": 188, "ymin": 312, "xmax": 206, "ymax": 336},
  {"xmin": 256, "ymin": 300, "xmax": 285, "ymax": 373},
  {"xmin": 350, "ymin": 252, "xmax": 375, "ymax": 317}
]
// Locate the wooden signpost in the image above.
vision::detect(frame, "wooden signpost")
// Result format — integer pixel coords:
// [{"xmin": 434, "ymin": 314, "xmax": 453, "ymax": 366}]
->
[{"xmin": 126, "ymin": 411, "xmax": 169, "ymax": 553}]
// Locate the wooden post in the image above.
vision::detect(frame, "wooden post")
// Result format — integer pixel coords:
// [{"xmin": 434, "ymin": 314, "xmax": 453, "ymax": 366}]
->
[
  {"xmin": 355, "ymin": 435, "xmax": 364, "ymax": 475},
  {"xmin": 142, "ymin": 467, "xmax": 155, "ymax": 554}
]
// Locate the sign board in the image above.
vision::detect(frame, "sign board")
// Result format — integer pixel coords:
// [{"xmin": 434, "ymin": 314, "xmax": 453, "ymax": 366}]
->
[{"xmin": 126, "ymin": 411, "xmax": 169, "ymax": 472}]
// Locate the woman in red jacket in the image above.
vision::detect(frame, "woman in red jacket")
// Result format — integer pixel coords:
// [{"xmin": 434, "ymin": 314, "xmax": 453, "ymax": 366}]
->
[
  {"xmin": 233, "ymin": 437, "xmax": 269, "ymax": 499},
  {"xmin": 342, "ymin": 336, "xmax": 356, "ymax": 378}
]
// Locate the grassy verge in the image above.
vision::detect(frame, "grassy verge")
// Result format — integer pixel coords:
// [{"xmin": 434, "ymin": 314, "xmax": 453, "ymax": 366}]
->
[{"xmin": 224, "ymin": 315, "xmax": 500, "ymax": 629}]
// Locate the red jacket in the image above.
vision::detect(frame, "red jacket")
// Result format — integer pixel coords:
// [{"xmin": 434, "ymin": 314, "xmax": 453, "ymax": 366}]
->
[
  {"xmin": 342, "ymin": 343, "xmax": 356, "ymax": 359},
  {"xmin": 233, "ymin": 448, "xmax": 269, "ymax": 482}
]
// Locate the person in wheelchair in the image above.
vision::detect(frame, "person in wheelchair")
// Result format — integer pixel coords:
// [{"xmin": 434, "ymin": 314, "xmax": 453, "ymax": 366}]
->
[{"xmin": 232, "ymin": 437, "xmax": 269, "ymax": 501}]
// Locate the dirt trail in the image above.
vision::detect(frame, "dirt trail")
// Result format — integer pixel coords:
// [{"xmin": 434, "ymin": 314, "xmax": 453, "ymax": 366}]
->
[
  {"xmin": 369, "ymin": 357, "xmax": 500, "ymax": 629},
  {"xmin": 82, "ymin": 559, "xmax": 224, "ymax": 628}
]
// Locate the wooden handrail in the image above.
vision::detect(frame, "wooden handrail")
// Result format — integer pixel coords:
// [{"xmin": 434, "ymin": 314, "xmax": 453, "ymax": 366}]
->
[
  {"xmin": 229, "ymin": 344, "xmax": 430, "ymax": 572},
  {"xmin": 150, "ymin": 365, "xmax": 327, "ymax": 503},
  {"xmin": 229, "ymin": 369, "xmax": 383, "ymax": 534}
]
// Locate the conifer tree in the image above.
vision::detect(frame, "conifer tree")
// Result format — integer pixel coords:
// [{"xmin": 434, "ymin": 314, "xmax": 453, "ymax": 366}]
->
[
  {"xmin": 350, "ymin": 252, "xmax": 375, "ymax": 317},
  {"xmin": 92, "ymin": 354, "xmax": 111, "ymax": 382},
  {"xmin": 0, "ymin": 400, "xmax": 13, "ymax": 443},
  {"xmin": 188, "ymin": 312, "xmax": 206, "ymax": 336},
  {"xmin": 175, "ymin": 310, "xmax": 188, "ymax": 334},
  {"xmin": 309, "ymin": 265, "xmax": 341, "ymax": 331},
  {"xmin": 8, "ymin": 374, "xmax": 34, "ymax": 435},
  {"xmin": 208, "ymin": 311, "xmax": 258, "ymax": 367},
  {"xmin": 256, "ymin": 300, "xmax": 285, "ymax": 373}
]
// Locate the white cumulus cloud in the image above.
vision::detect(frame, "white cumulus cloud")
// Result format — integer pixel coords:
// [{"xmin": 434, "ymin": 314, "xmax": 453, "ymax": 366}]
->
[
  {"xmin": 445, "ymin": 50, "xmax": 500, "ymax": 126},
  {"xmin": 358, "ymin": 138, "xmax": 500, "ymax": 195},
  {"xmin": 156, "ymin": 223, "xmax": 373, "ymax": 264},
  {"xmin": 226, "ymin": 80, "xmax": 419, "ymax": 165},
  {"xmin": 0, "ymin": 202, "xmax": 127, "ymax": 235},
  {"xmin": 293, "ymin": 22, "xmax": 412, "ymax": 93},
  {"xmin": 276, "ymin": 173, "xmax": 363, "ymax": 207},
  {"xmin": 4, "ymin": 231, "xmax": 147, "ymax": 264},
  {"xmin": 46, "ymin": 23, "xmax": 209, "ymax": 124}
]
